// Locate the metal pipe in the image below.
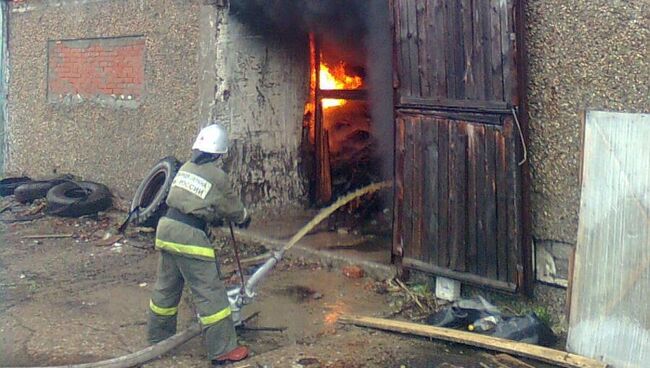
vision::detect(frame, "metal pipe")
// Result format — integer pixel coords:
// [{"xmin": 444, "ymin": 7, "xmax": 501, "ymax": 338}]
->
[{"xmin": 243, "ymin": 249, "xmax": 284, "ymax": 297}]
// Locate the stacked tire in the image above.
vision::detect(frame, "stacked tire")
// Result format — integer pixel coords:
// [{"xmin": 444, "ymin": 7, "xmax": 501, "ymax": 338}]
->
[
  {"xmin": 45, "ymin": 181, "xmax": 113, "ymax": 217},
  {"xmin": 0, "ymin": 177, "xmax": 32, "ymax": 197},
  {"xmin": 1, "ymin": 176, "xmax": 113, "ymax": 217}
]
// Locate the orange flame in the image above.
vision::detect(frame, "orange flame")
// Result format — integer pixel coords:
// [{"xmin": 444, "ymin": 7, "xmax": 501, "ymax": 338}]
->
[{"xmin": 320, "ymin": 62, "xmax": 363, "ymax": 109}]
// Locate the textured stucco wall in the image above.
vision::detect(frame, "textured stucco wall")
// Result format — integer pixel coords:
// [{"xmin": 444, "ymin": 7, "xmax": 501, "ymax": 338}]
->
[
  {"xmin": 210, "ymin": 12, "xmax": 309, "ymax": 210},
  {"xmin": 6, "ymin": 0, "xmax": 202, "ymax": 198},
  {"xmin": 526, "ymin": 1, "xmax": 649, "ymax": 283}
]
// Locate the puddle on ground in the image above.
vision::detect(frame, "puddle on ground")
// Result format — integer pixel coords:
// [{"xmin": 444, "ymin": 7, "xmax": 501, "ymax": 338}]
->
[{"xmin": 277, "ymin": 284, "xmax": 319, "ymax": 303}]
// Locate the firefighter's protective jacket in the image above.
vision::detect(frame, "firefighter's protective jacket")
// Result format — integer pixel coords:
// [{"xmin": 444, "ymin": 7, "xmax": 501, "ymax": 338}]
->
[{"xmin": 154, "ymin": 161, "xmax": 246, "ymax": 261}]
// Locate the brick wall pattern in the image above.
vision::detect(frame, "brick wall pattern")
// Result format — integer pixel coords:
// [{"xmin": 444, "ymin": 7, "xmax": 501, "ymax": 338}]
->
[{"xmin": 47, "ymin": 36, "xmax": 145, "ymax": 101}]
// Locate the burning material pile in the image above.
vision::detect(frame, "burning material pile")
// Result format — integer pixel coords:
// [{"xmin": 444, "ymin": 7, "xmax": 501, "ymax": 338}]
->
[{"xmin": 303, "ymin": 35, "xmax": 380, "ymax": 201}]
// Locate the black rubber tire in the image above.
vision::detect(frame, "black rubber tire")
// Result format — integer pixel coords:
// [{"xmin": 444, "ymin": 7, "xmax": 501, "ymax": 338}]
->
[
  {"xmin": 130, "ymin": 156, "xmax": 181, "ymax": 227},
  {"xmin": 46, "ymin": 181, "xmax": 113, "ymax": 217},
  {"xmin": 0, "ymin": 177, "xmax": 32, "ymax": 197},
  {"xmin": 14, "ymin": 180, "xmax": 67, "ymax": 203}
]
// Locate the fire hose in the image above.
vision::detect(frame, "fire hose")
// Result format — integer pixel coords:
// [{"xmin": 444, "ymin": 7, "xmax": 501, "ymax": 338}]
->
[{"xmin": 4, "ymin": 181, "xmax": 392, "ymax": 368}]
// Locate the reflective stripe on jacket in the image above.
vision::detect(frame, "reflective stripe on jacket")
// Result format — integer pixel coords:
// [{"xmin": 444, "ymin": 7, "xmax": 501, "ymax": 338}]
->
[
  {"xmin": 155, "ymin": 238, "xmax": 215, "ymax": 259},
  {"xmin": 155, "ymin": 217, "xmax": 214, "ymax": 261}
]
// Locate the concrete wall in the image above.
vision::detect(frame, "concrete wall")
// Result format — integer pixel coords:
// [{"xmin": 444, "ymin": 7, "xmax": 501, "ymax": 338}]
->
[
  {"xmin": 6, "ymin": 0, "xmax": 202, "ymax": 198},
  {"xmin": 525, "ymin": 0, "xmax": 649, "ymax": 285},
  {"xmin": 208, "ymin": 9, "xmax": 309, "ymax": 210}
]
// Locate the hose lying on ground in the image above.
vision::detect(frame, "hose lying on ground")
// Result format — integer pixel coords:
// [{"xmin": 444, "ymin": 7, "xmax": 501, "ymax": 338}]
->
[
  {"xmin": 4, "ymin": 323, "xmax": 202, "ymax": 368},
  {"xmin": 4, "ymin": 181, "xmax": 392, "ymax": 368}
]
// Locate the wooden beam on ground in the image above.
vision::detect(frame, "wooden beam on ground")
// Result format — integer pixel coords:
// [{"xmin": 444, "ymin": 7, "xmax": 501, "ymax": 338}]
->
[
  {"xmin": 338, "ymin": 315, "xmax": 608, "ymax": 368},
  {"xmin": 22, "ymin": 233, "xmax": 74, "ymax": 240}
]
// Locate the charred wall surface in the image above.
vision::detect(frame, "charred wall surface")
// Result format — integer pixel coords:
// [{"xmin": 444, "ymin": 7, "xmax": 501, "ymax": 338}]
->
[
  {"xmin": 6, "ymin": 0, "xmax": 202, "ymax": 198},
  {"xmin": 208, "ymin": 9, "xmax": 310, "ymax": 210},
  {"xmin": 526, "ymin": 0, "xmax": 649, "ymax": 285}
]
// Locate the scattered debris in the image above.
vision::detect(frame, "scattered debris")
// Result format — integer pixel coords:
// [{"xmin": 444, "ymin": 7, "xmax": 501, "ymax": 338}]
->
[
  {"xmin": 342, "ymin": 265, "xmax": 364, "ymax": 279},
  {"xmin": 24, "ymin": 202, "xmax": 47, "ymax": 216},
  {"xmin": 0, "ymin": 202, "xmax": 13, "ymax": 214},
  {"xmin": 94, "ymin": 234, "xmax": 124, "ymax": 247},
  {"xmin": 493, "ymin": 353, "xmax": 537, "ymax": 368},
  {"xmin": 394, "ymin": 278, "xmax": 427, "ymax": 313},
  {"xmin": 425, "ymin": 297, "xmax": 556, "ymax": 346},
  {"xmin": 338, "ymin": 315, "xmax": 607, "ymax": 368},
  {"xmin": 296, "ymin": 357, "xmax": 320, "ymax": 366}
]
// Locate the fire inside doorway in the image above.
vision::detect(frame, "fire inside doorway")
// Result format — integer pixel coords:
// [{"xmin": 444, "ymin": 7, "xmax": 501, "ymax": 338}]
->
[{"xmin": 303, "ymin": 35, "xmax": 382, "ymax": 209}]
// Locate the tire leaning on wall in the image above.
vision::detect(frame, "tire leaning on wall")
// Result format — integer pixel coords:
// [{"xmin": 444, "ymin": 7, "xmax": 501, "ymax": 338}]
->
[
  {"xmin": 46, "ymin": 181, "xmax": 113, "ymax": 217},
  {"xmin": 130, "ymin": 156, "xmax": 181, "ymax": 227}
]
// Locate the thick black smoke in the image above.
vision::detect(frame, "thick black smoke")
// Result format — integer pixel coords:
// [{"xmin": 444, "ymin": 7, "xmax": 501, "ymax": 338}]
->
[
  {"xmin": 229, "ymin": 0, "xmax": 368, "ymax": 47},
  {"xmin": 364, "ymin": 0, "xmax": 394, "ymax": 183}
]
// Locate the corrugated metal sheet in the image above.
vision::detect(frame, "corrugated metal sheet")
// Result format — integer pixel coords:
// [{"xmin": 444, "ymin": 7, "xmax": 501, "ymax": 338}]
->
[{"xmin": 568, "ymin": 111, "xmax": 650, "ymax": 367}]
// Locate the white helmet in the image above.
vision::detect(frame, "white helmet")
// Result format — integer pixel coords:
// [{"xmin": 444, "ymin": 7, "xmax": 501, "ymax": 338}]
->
[{"xmin": 192, "ymin": 124, "xmax": 228, "ymax": 154}]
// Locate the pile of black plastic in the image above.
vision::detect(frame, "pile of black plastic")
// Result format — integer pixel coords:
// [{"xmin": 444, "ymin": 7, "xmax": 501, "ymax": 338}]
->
[
  {"xmin": 425, "ymin": 297, "xmax": 557, "ymax": 347},
  {"xmin": 0, "ymin": 176, "xmax": 112, "ymax": 218}
]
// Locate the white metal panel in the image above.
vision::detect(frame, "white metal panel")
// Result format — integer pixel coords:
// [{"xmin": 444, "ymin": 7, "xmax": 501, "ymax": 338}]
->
[{"xmin": 568, "ymin": 110, "xmax": 650, "ymax": 368}]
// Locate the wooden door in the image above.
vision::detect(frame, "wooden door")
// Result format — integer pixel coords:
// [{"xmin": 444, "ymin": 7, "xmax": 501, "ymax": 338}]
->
[{"xmin": 391, "ymin": 0, "xmax": 530, "ymax": 292}]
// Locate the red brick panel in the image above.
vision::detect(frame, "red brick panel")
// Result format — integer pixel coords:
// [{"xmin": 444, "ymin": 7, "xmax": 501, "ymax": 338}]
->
[{"xmin": 48, "ymin": 37, "xmax": 145, "ymax": 101}]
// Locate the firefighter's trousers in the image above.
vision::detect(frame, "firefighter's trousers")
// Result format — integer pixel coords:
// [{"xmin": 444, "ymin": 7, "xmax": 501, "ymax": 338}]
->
[{"xmin": 147, "ymin": 250, "xmax": 237, "ymax": 359}]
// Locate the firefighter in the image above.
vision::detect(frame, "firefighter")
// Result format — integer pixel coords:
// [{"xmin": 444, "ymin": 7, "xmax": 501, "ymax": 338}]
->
[{"xmin": 147, "ymin": 124, "xmax": 251, "ymax": 366}]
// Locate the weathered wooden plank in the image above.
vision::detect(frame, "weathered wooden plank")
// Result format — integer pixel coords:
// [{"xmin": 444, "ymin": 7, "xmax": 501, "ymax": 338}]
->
[
  {"xmin": 403, "ymin": 117, "xmax": 415, "ymax": 259},
  {"xmin": 500, "ymin": 0, "xmax": 516, "ymax": 104},
  {"xmin": 449, "ymin": 122, "xmax": 468, "ymax": 272},
  {"xmin": 403, "ymin": 258, "xmax": 517, "ymax": 291},
  {"xmin": 406, "ymin": 0, "xmax": 422, "ymax": 97},
  {"xmin": 484, "ymin": 126, "xmax": 498, "ymax": 280},
  {"xmin": 412, "ymin": 116, "xmax": 424, "ymax": 261},
  {"xmin": 430, "ymin": 0, "xmax": 447, "ymax": 97},
  {"xmin": 445, "ymin": 0, "xmax": 462, "ymax": 99},
  {"xmin": 393, "ymin": 116, "xmax": 406, "ymax": 259},
  {"xmin": 398, "ymin": 107, "xmax": 503, "ymax": 125},
  {"xmin": 475, "ymin": 124, "xmax": 488, "ymax": 276},
  {"xmin": 504, "ymin": 119, "xmax": 519, "ymax": 284},
  {"xmin": 319, "ymin": 89, "xmax": 367, "ymax": 100},
  {"xmin": 448, "ymin": 122, "xmax": 460, "ymax": 270},
  {"xmin": 466, "ymin": 124, "xmax": 479, "ymax": 275},
  {"xmin": 314, "ymin": 39, "xmax": 331, "ymax": 205},
  {"xmin": 472, "ymin": 0, "xmax": 488, "ymax": 101},
  {"xmin": 423, "ymin": 117, "xmax": 439, "ymax": 264},
  {"xmin": 495, "ymin": 125, "xmax": 510, "ymax": 281},
  {"xmin": 396, "ymin": 0, "xmax": 412, "ymax": 97},
  {"xmin": 437, "ymin": 118, "xmax": 450, "ymax": 268},
  {"xmin": 399, "ymin": 96, "xmax": 510, "ymax": 112},
  {"xmin": 489, "ymin": 0, "xmax": 505, "ymax": 102},
  {"xmin": 415, "ymin": 0, "xmax": 430, "ymax": 97},
  {"xmin": 460, "ymin": 0, "xmax": 474, "ymax": 99}
]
